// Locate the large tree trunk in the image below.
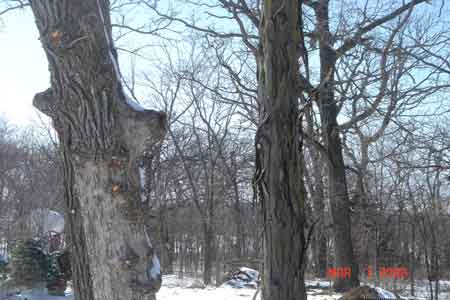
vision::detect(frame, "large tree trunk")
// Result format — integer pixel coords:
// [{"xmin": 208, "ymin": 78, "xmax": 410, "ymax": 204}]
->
[
  {"xmin": 255, "ymin": 1, "xmax": 307, "ymax": 299},
  {"xmin": 30, "ymin": 1, "xmax": 166, "ymax": 300},
  {"xmin": 315, "ymin": 1, "xmax": 359, "ymax": 291}
]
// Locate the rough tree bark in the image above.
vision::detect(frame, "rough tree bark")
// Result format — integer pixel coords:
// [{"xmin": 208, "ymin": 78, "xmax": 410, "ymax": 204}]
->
[
  {"xmin": 230, "ymin": 154, "xmax": 244, "ymax": 259},
  {"xmin": 30, "ymin": 1, "xmax": 167, "ymax": 300},
  {"xmin": 309, "ymin": 151, "xmax": 328, "ymax": 278},
  {"xmin": 305, "ymin": 108, "xmax": 328, "ymax": 278},
  {"xmin": 202, "ymin": 223, "xmax": 215, "ymax": 285},
  {"xmin": 255, "ymin": 0, "xmax": 307, "ymax": 299}
]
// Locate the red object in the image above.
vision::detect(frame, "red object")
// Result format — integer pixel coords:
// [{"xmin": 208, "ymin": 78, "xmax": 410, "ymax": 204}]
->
[
  {"xmin": 367, "ymin": 266, "xmax": 373, "ymax": 278},
  {"xmin": 327, "ymin": 267, "xmax": 352, "ymax": 279},
  {"xmin": 379, "ymin": 267, "xmax": 409, "ymax": 279},
  {"xmin": 48, "ymin": 231, "xmax": 63, "ymax": 252}
]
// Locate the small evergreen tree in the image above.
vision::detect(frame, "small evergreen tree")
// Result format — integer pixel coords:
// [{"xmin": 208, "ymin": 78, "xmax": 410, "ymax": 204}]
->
[
  {"xmin": 57, "ymin": 249, "xmax": 72, "ymax": 281},
  {"xmin": 0, "ymin": 260, "xmax": 9, "ymax": 280},
  {"xmin": 10, "ymin": 239, "xmax": 47, "ymax": 287},
  {"xmin": 46, "ymin": 251, "xmax": 66, "ymax": 295}
]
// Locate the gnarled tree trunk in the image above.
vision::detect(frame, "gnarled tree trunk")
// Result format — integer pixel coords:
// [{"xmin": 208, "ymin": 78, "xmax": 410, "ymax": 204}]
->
[
  {"xmin": 255, "ymin": 1, "xmax": 307, "ymax": 299},
  {"xmin": 30, "ymin": 1, "xmax": 166, "ymax": 299}
]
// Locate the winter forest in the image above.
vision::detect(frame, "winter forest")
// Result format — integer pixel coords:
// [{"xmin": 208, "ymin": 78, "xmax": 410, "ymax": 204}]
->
[{"xmin": 0, "ymin": 0, "xmax": 449, "ymax": 300}]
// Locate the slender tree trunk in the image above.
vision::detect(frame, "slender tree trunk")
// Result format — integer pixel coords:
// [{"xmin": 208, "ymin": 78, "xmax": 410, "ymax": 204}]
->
[
  {"xmin": 178, "ymin": 238, "xmax": 184, "ymax": 279},
  {"xmin": 304, "ymin": 107, "xmax": 328, "ymax": 278},
  {"xmin": 410, "ymin": 220, "xmax": 416, "ymax": 296},
  {"xmin": 194, "ymin": 239, "xmax": 200, "ymax": 277},
  {"xmin": 255, "ymin": 1, "xmax": 307, "ymax": 299},
  {"xmin": 159, "ymin": 208, "xmax": 173, "ymax": 274},
  {"xmin": 225, "ymin": 152, "xmax": 244, "ymax": 259},
  {"xmin": 202, "ymin": 223, "xmax": 215, "ymax": 285},
  {"xmin": 313, "ymin": 183, "xmax": 327, "ymax": 278},
  {"xmin": 315, "ymin": 1, "xmax": 359, "ymax": 291},
  {"xmin": 232, "ymin": 170, "xmax": 244, "ymax": 259},
  {"xmin": 310, "ymin": 147, "xmax": 328, "ymax": 278},
  {"xmin": 215, "ymin": 240, "xmax": 222, "ymax": 287},
  {"xmin": 435, "ymin": 279, "xmax": 439, "ymax": 300},
  {"xmin": 30, "ymin": 1, "xmax": 166, "ymax": 299}
]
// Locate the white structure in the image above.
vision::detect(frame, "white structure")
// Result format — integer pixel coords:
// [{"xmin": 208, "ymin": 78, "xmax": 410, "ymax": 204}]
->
[
  {"xmin": 0, "ymin": 237, "xmax": 7, "ymax": 263},
  {"xmin": 29, "ymin": 209, "xmax": 64, "ymax": 236}
]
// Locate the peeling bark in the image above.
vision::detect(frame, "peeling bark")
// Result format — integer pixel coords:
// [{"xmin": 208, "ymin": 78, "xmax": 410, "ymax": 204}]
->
[
  {"xmin": 255, "ymin": 1, "xmax": 307, "ymax": 299},
  {"xmin": 29, "ymin": 1, "xmax": 167, "ymax": 299}
]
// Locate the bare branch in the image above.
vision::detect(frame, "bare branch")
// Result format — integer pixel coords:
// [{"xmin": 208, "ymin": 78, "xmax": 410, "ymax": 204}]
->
[{"xmin": 335, "ymin": 0, "xmax": 428, "ymax": 57}]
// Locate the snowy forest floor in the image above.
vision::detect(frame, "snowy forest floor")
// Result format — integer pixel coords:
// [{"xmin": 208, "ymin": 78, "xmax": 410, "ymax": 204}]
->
[
  {"xmin": 3, "ymin": 275, "xmax": 450, "ymax": 300},
  {"xmin": 158, "ymin": 275, "xmax": 450, "ymax": 300},
  {"xmin": 158, "ymin": 275, "xmax": 342, "ymax": 300}
]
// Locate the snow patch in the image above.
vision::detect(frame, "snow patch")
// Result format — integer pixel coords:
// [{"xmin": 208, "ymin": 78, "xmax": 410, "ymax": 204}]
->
[
  {"xmin": 95, "ymin": 0, "xmax": 146, "ymax": 114},
  {"xmin": 239, "ymin": 267, "xmax": 259, "ymax": 281},
  {"xmin": 158, "ymin": 276, "xmax": 342, "ymax": 300},
  {"xmin": 375, "ymin": 287, "xmax": 397, "ymax": 299},
  {"xmin": 126, "ymin": 95, "xmax": 146, "ymax": 112},
  {"xmin": 148, "ymin": 255, "xmax": 161, "ymax": 280},
  {"xmin": 138, "ymin": 166, "xmax": 146, "ymax": 202},
  {"xmin": 44, "ymin": 210, "xmax": 64, "ymax": 234},
  {"xmin": 29, "ymin": 209, "xmax": 64, "ymax": 234},
  {"xmin": 221, "ymin": 267, "xmax": 259, "ymax": 289}
]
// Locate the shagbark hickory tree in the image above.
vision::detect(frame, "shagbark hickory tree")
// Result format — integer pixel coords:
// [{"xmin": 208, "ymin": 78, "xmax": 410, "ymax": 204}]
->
[
  {"xmin": 29, "ymin": 0, "xmax": 167, "ymax": 300},
  {"xmin": 255, "ymin": 0, "xmax": 308, "ymax": 299}
]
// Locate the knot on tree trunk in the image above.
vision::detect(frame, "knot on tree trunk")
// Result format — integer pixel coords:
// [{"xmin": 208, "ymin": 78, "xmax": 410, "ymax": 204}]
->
[{"xmin": 33, "ymin": 88, "xmax": 57, "ymax": 118}]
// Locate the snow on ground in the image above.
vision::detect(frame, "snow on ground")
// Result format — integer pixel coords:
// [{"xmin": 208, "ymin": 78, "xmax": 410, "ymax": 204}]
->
[
  {"xmin": 158, "ymin": 275, "xmax": 342, "ymax": 300},
  {"xmin": 305, "ymin": 279, "xmax": 333, "ymax": 289},
  {"xmin": 393, "ymin": 279, "xmax": 450, "ymax": 300},
  {"xmin": 360, "ymin": 278, "xmax": 450, "ymax": 300},
  {"xmin": 5, "ymin": 275, "xmax": 450, "ymax": 300},
  {"xmin": 13, "ymin": 289, "xmax": 70, "ymax": 300},
  {"xmin": 3, "ymin": 277, "xmax": 342, "ymax": 300},
  {"xmin": 374, "ymin": 287, "xmax": 397, "ymax": 299}
]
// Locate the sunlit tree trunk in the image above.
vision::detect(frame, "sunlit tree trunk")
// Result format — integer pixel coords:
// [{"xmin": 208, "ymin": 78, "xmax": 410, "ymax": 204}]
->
[
  {"xmin": 30, "ymin": 1, "xmax": 166, "ymax": 299},
  {"xmin": 256, "ymin": 0, "xmax": 307, "ymax": 299}
]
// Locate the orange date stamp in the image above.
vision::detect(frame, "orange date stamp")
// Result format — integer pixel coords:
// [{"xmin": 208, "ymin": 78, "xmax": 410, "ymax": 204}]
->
[
  {"xmin": 327, "ymin": 267, "xmax": 352, "ymax": 279},
  {"xmin": 326, "ymin": 266, "xmax": 409, "ymax": 280},
  {"xmin": 368, "ymin": 266, "xmax": 409, "ymax": 279}
]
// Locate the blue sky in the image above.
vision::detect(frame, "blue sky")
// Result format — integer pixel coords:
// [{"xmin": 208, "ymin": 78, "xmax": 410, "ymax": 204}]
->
[
  {"xmin": 0, "ymin": 8, "xmax": 49, "ymax": 126},
  {"xmin": 1, "ymin": 1, "xmax": 447, "ymax": 129}
]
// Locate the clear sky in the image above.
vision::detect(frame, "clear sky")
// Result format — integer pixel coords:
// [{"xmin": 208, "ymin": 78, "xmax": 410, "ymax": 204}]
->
[{"xmin": 0, "ymin": 8, "xmax": 49, "ymax": 126}]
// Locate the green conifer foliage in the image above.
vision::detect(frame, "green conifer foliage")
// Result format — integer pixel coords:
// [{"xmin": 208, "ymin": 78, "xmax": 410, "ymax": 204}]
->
[
  {"xmin": 46, "ymin": 251, "xmax": 66, "ymax": 295},
  {"xmin": 10, "ymin": 239, "xmax": 47, "ymax": 286}
]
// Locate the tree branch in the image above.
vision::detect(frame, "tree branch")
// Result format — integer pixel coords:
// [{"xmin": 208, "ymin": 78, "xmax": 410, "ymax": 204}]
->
[{"xmin": 335, "ymin": 0, "xmax": 428, "ymax": 57}]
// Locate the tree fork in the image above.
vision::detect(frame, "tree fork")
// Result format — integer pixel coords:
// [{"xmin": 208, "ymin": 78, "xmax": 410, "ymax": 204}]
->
[{"xmin": 30, "ymin": 0, "xmax": 167, "ymax": 299}]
